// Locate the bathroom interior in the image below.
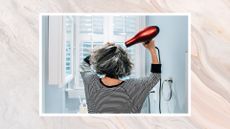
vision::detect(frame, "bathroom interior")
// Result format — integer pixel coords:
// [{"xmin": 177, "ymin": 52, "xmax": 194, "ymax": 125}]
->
[{"xmin": 41, "ymin": 15, "xmax": 189, "ymax": 114}]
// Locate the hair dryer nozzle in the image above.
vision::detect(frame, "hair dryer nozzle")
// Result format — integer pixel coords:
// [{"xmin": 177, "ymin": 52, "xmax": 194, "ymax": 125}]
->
[{"xmin": 125, "ymin": 26, "xmax": 160, "ymax": 47}]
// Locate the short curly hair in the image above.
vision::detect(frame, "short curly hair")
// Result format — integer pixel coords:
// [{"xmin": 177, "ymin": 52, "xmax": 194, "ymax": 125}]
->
[{"xmin": 90, "ymin": 43, "xmax": 133, "ymax": 79}]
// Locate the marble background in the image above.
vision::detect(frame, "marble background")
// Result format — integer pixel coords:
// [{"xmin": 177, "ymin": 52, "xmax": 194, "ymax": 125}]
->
[{"xmin": 0, "ymin": 0, "xmax": 229, "ymax": 129}]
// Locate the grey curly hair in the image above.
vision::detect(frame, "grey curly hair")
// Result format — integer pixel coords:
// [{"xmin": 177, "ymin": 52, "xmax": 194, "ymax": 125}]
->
[{"xmin": 90, "ymin": 43, "xmax": 133, "ymax": 79}]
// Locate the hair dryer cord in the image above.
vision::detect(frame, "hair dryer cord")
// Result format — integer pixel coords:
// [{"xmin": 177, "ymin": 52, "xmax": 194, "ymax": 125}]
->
[{"xmin": 155, "ymin": 47, "xmax": 162, "ymax": 114}]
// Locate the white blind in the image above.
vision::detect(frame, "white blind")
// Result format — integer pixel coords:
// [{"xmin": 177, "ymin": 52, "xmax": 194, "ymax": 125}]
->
[
  {"xmin": 79, "ymin": 16, "xmax": 104, "ymax": 34},
  {"xmin": 113, "ymin": 16, "xmax": 138, "ymax": 36}
]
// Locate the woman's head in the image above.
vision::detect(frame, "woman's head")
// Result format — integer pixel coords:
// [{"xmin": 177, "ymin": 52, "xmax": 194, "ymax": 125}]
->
[{"xmin": 90, "ymin": 43, "xmax": 133, "ymax": 79}]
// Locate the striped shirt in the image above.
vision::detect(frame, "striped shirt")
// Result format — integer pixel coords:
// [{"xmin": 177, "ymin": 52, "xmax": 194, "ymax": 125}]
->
[{"xmin": 80, "ymin": 57, "xmax": 161, "ymax": 113}]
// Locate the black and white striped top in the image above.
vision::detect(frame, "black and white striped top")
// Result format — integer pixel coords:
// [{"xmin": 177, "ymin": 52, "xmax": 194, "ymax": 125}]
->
[{"xmin": 80, "ymin": 58, "xmax": 161, "ymax": 113}]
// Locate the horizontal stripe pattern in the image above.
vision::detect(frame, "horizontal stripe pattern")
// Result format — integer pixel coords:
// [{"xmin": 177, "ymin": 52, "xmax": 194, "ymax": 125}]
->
[{"xmin": 80, "ymin": 61, "xmax": 161, "ymax": 113}]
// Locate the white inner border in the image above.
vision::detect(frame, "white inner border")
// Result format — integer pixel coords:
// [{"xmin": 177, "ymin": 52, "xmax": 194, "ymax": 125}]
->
[{"xmin": 39, "ymin": 13, "xmax": 191, "ymax": 117}]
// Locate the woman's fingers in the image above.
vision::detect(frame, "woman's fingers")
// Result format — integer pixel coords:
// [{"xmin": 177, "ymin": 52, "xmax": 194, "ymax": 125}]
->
[{"xmin": 143, "ymin": 43, "xmax": 148, "ymax": 48}]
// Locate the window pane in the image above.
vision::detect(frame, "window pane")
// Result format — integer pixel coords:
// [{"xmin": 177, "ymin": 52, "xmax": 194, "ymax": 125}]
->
[
  {"xmin": 125, "ymin": 16, "xmax": 138, "ymax": 35},
  {"xmin": 80, "ymin": 41, "xmax": 92, "ymax": 59},
  {"xmin": 113, "ymin": 16, "xmax": 125, "ymax": 35},
  {"xmin": 113, "ymin": 16, "xmax": 138, "ymax": 36},
  {"xmin": 92, "ymin": 16, "xmax": 104, "ymax": 34},
  {"xmin": 79, "ymin": 16, "xmax": 104, "ymax": 34},
  {"xmin": 79, "ymin": 16, "xmax": 92, "ymax": 33}
]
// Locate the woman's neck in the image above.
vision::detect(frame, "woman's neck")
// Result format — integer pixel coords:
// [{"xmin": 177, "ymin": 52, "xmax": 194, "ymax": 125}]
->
[{"xmin": 101, "ymin": 76, "xmax": 123, "ymax": 86}]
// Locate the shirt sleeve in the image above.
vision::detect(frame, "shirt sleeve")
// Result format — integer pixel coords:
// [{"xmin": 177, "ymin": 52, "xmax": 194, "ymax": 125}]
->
[
  {"xmin": 80, "ymin": 55, "xmax": 97, "ymax": 98},
  {"xmin": 126, "ymin": 64, "xmax": 161, "ymax": 110}
]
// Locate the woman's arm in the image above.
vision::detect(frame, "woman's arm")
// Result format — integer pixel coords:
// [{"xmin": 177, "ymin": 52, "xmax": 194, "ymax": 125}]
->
[
  {"xmin": 80, "ymin": 55, "xmax": 96, "ymax": 82},
  {"xmin": 126, "ymin": 40, "xmax": 161, "ymax": 110},
  {"xmin": 143, "ymin": 40, "xmax": 159, "ymax": 64},
  {"xmin": 80, "ymin": 55, "xmax": 92, "ymax": 73}
]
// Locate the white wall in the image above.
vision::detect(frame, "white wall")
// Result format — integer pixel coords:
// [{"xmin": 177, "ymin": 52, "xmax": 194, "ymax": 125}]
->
[{"xmin": 146, "ymin": 16, "xmax": 188, "ymax": 113}]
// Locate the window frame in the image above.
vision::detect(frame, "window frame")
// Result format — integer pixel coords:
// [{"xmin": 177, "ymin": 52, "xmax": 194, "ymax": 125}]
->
[{"xmin": 48, "ymin": 16, "xmax": 75, "ymax": 87}]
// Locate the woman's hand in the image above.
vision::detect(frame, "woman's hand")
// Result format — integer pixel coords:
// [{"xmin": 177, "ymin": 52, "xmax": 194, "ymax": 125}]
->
[
  {"xmin": 143, "ymin": 40, "xmax": 156, "ymax": 50},
  {"xmin": 143, "ymin": 40, "xmax": 159, "ymax": 64}
]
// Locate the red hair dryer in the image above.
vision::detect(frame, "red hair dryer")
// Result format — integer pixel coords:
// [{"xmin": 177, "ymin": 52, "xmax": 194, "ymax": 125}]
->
[{"xmin": 125, "ymin": 26, "xmax": 160, "ymax": 47}]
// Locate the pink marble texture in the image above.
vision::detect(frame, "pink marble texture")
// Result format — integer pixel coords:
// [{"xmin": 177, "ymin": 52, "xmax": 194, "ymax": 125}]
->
[{"xmin": 0, "ymin": 0, "xmax": 229, "ymax": 129}]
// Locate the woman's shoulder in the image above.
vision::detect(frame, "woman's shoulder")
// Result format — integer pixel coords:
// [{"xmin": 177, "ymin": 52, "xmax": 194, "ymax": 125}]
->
[
  {"xmin": 121, "ymin": 78, "xmax": 140, "ymax": 89},
  {"xmin": 81, "ymin": 72, "xmax": 98, "ymax": 82}
]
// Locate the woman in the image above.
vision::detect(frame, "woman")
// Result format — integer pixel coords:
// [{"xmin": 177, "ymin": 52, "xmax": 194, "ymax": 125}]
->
[{"xmin": 80, "ymin": 40, "xmax": 161, "ymax": 113}]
